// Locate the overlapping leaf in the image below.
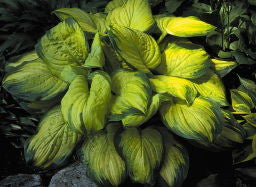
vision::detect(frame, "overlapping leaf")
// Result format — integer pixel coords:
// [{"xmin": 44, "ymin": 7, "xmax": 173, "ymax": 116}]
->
[
  {"xmin": 24, "ymin": 106, "xmax": 81, "ymax": 168},
  {"xmin": 231, "ymin": 89, "xmax": 255, "ymax": 114},
  {"xmin": 119, "ymin": 127, "xmax": 163, "ymax": 184},
  {"xmin": 82, "ymin": 124, "xmax": 126, "ymax": 186},
  {"xmin": 36, "ymin": 18, "xmax": 89, "ymax": 75},
  {"xmin": 110, "ymin": 25, "xmax": 161, "ymax": 73},
  {"xmin": 211, "ymin": 58, "xmax": 237, "ymax": 77}
]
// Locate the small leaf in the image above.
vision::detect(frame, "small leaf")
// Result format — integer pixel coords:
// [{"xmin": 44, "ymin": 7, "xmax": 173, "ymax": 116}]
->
[
  {"xmin": 211, "ymin": 58, "xmax": 237, "ymax": 77},
  {"xmin": 24, "ymin": 106, "xmax": 81, "ymax": 168},
  {"xmin": 119, "ymin": 127, "xmax": 163, "ymax": 184},
  {"xmin": 106, "ymin": 0, "xmax": 154, "ymax": 32},
  {"xmin": 82, "ymin": 124, "xmax": 126, "ymax": 186},
  {"xmin": 243, "ymin": 114, "xmax": 256, "ymax": 127},
  {"xmin": 231, "ymin": 89, "xmax": 254, "ymax": 114},
  {"xmin": 109, "ymin": 25, "xmax": 161, "ymax": 73}
]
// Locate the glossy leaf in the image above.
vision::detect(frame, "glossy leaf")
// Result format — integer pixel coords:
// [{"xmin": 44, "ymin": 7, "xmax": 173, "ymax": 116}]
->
[
  {"xmin": 106, "ymin": 0, "xmax": 154, "ymax": 31},
  {"xmin": 24, "ymin": 106, "xmax": 81, "ymax": 168},
  {"xmin": 119, "ymin": 127, "xmax": 163, "ymax": 184},
  {"xmin": 82, "ymin": 124, "xmax": 126, "ymax": 186}
]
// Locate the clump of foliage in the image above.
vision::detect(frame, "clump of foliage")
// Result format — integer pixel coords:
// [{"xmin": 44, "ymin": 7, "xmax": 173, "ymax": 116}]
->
[{"xmin": 2, "ymin": 0, "xmax": 255, "ymax": 186}]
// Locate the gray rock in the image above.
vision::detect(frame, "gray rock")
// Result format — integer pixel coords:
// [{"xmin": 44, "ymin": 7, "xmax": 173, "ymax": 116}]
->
[
  {"xmin": 49, "ymin": 162, "xmax": 97, "ymax": 187},
  {"xmin": 0, "ymin": 174, "xmax": 42, "ymax": 187}
]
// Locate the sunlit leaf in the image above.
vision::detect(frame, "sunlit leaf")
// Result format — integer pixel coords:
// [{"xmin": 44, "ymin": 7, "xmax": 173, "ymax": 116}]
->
[
  {"xmin": 211, "ymin": 58, "xmax": 237, "ymax": 77},
  {"xmin": 231, "ymin": 89, "xmax": 254, "ymax": 114}
]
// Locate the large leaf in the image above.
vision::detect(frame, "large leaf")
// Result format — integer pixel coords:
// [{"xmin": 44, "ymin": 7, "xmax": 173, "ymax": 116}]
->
[
  {"xmin": 160, "ymin": 97, "xmax": 223, "ymax": 143},
  {"xmin": 150, "ymin": 75, "xmax": 197, "ymax": 105},
  {"xmin": 109, "ymin": 25, "xmax": 161, "ymax": 73},
  {"xmin": 158, "ymin": 129, "xmax": 189, "ymax": 187},
  {"xmin": 192, "ymin": 70, "xmax": 228, "ymax": 106},
  {"xmin": 53, "ymin": 8, "xmax": 107, "ymax": 34},
  {"xmin": 231, "ymin": 89, "xmax": 255, "ymax": 114},
  {"xmin": 61, "ymin": 71, "xmax": 112, "ymax": 134},
  {"xmin": 24, "ymin": 106, "xmax": 81, "ymax": 168},
  {"xmin": 82, "ymin": 124, "xmax": 126, "ymax": 186},
  {"xmin": 3, "ymin": 58, "xmax": 68, "ymax": 102},
  {"xmin": 210, "ymin": 59, "xmax": 237, "ymax": 77},
  {"xmin": 157, "ymin": 41, "xmax": 210, "ymax": 79},
  {"xmin": 36, "ymin": 18, "xmax": 89, "ymax": 76},
  {"xmin": 105, "ymin": 0, "xmax": 127, "ymax": 12},
  {"xmin": 119, "ymin": 127, "xmax": 163, "ymax": 184},
  {"xmin": 83, "ymin": 33, "xmax": 105, "ymax": 68},
  {"xmin": 106, "ymin": 0, "xmax": 154, "ymax": 32},
  {"xmin": 110, "ymin": 69, "xmax": 152, "ymax": 126},
  {"xmin": 157, "ymin": 16, "xmax": 216, "ymax": 37}
]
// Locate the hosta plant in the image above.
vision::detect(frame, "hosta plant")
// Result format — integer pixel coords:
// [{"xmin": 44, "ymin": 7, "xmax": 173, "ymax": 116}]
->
[{"xmin": 2, "ymin": 0, "xmax": 237, "ymax": 186}]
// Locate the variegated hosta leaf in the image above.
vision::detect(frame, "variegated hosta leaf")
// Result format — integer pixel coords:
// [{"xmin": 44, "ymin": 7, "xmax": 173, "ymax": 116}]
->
[
  {"xmin": 156, "ymin": 16, "xmax": 216, "ymax": 37},
  {"xmin": 109, "ymin": 25, "xmax": 161, "ymax": 73},
  {"xmin": 53, "ymin": 8, "xmax": 107, "ymax": 34},
  {"xmin": 110, "ymin": 69, "xmax": 152, "ymax": 126},
  {"xmin": 150, "ymin": 75, "xmax": 197, "ymax": 105},
  {"xmin": 119, "ymin": 127, "xmax": 163, "ymax": 184},
  {"xmin": 231, "ymin": 89, "xmax": 255, "ymax": 114},
  {"xmin": 211, "ymin": 58, "xmax": 237, "ymax": 77},
  {"xmin": 106, "ymin": 0, "xmax": 154, "ymax": 32},
  {"xmin": 192, "ymin": 70, "xmax": 228, "ymax": 106},
  {"xmin": 157, "ymin": 41, "xmax": 210, "ymax": 79},
  {"xmin": 82, "ymin": 124, "xmax": 126, "ymax": 186},
  {"xmin": 61, "ymin": 71, "xmax": 112, "ymax": 134},
  {"xmin": 83, "ymin": 33, "xmax": 105, "ymax": 68},
  {"xmin": 158, "ymin": 129, "xmax": 189, "ymax": 187},
  {"xmin": 238, "ymin": 76, "xmax": 256, "ymax": 104},
  {"xmin": 36, "ymin": 18, "xmax": 89, "ymax": 76},
  {"xmin": 3, "ymin": 58, "xmax": 68, "ymax": 102},
  {"xmin": 243, "ymin": 114, "xmax": 256, "ymax": 127},
  {"xmin": 155, "ymin": 16, "xmax": 173, "ymax": 42},
  {"xmin": 105, "ymin": 0, "xmax": 127, "ymax": 12},
  {"xmin": 60, "ymin": 65, "xmax": 89, "ymax": 83},
  {"xmin": 121, "ymin": 94, "xmax": 163, "ymax": 126},
  {"xmin": 24, "ymin": 106, "xmax": 81, "ymax": 168},
  {"xmin": 160, "ymin": 97, "xmax": 223, "ymax": 143}
]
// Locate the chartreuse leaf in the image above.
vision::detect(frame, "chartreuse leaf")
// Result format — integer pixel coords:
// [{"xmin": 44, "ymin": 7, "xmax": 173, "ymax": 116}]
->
[
  {"xmin": 60, "ymin": 65, "xmax": 88, "ymax": 83},
  {"xmin": 83, "ymin": 71, "xmax": 112, "ymax": 134},
  {"xmin": 121, "ymin": 94, "xmax": 163, "ymax": 126},
  {"xmin": 238, "ymin": 76, "xmax": 256, "ymax": 104},
  {"xmin": 61, "ymin": 75, "xmax": 89, "ymax": 133},
  {"xmin": 24, "ymin": 106, "xmax": 81, "ymax": 168},
  {"xmin": 110, "ymin": 69, "xmax": 152, "ymax": 126},
  {"xmin": 36, "ymin": 18, "xmax": 89, "ymax": 76},
  {"xmin": 83, "ymin": 33, "xmax": 105, "ymax": 68},
  {"xmin": 192, "ymin": 70, "xmax": 228, "ymax": 106},
  {"xmin": 61, "ymin": 71, "xmax": 111, "ymax": 134},
  {"xmin": 5, "ymin": 50, "xmax": 38, "ymax": 71},
  {"xmin": 105, "ymin": 0, "xmax": 127, "ymax": 12},
  {"xmin": 157, "ymin": 41, "xmax": 210, "ymax": 79},
  {"xmin": 3, "ymin": 58, "xmax": 68, "ymax": 102},
  {"xmin": 106, "ymin": 0, "xmax": 154, "ymax": 32},
  {"xmin": 158, "ymin": 128, "xmax": 189, "ymax": 187},
  {"xmin": 231, "ymin": 89, "xmax": 255, "ymax": 114},
  {"xmin": 150, "ymin": 75, "xmax": 197, "ymax": 105},
  {"xmin": 82, "ymin": 124, "xmax": 126, "ymax": 186},
  {"xmin": 53, "ymin": 8, "xmax": 107, "ymax": 34},
  {"xmin": 157, "ymin": 16, "xmax": 216, "ymax": 37},
  {"xmin": 110, "ymin": 25, "xmax": 161, "ymax": 73},
  {"xmin": 211, "ymin": 59, "xmax": 237, "ymax": 77},
  {"xmin": 160, "ymin": 97, "xmax": 223, "ymax": 143},
  {"xmin": 155, "ymin": 16, "xmax": 172, "ymax": 43},
  {"xmin": 119, "ymin": 127, "xmax": 163, "ymax": 184}
]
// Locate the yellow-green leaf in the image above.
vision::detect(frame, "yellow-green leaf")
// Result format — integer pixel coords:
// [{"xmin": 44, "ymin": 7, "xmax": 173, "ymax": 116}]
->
[
  {"xmin": 53, "ymin": 8, "xmax": 107, "ymax": 34},
  {"xmin": 150, "ymin": 75, "xmax": 197, "ymax": 105},
  {"xmin": 211, "ymin": 58, "xmax": 237, "ymax": 77},
  {"xmin": 82, "ymin": 124, "xmax": 126, "ymax": 186},
  {"xmin": 24, "ymin": 106, "xmax": 81, "ymax": 168},
  {"xmin": 159, "ymin": 16, "xmax": 216, "ymax": 37},
  {"xmin": 231, "ymin": 89, "xmax": 254, "ymax": 114},
  {"xmin": 157, "ymin": 41, "xmax": 210, "ymax": 79},
  {"xmin": 192, "ymin": 70, "xmax": 228, "ymax": 106},
  {"xmin": 110, "ymin": 25, "xmax": 161, "ymax": 73},
  {"xmin": 119, "ymin": 127, "xmax": 163, "ymax": 184},
  {"xmin": 160, "ymin": 97, "xmax": 223, "ymax": 143},
  {"xmin": 105, "ymin": 0, "xmax": 127, "ymax": 12},
  {"xmin": 36, "ymin": 18, "xmax": 89, "ymax": 76},
  {"xmin": 158, "ymin": 129, "xmax": 189, "ymax": 187},
  {"xmin": 106, "ymin": 0, "xmax": 154, "ymax": 31},
  {"xmin": 110, "ymin": 69, "xmax": 152, "ymax": 126},
  {"xmin": 243, "ymin": 114, "xmax": 256, "ymax": 127},
  {"xmin": 3, "ymin": 58, "xmax": 68, "ymax": 102}
]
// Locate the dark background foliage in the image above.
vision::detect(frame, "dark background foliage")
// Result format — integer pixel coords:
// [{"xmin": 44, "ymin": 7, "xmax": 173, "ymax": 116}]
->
[{"xmin": 0, "ymin": 0, "xmax": 256, "ymax": 186}]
